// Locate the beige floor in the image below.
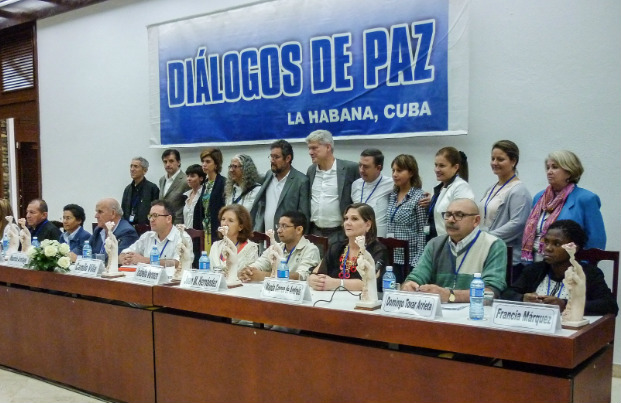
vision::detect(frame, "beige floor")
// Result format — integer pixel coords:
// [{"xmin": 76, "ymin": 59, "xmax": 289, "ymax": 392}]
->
[{"xmin": 0, "ymin": 366, "xmax": 620, "ymax": 402}]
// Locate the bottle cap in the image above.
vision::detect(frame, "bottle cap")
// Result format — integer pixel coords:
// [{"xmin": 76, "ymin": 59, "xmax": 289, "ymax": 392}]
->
[
  {"xmin": 474, "ymin": 273, "xmax": 481, "ymax": 278},
  {"xmin": 386, "ymin": 265, "xmax": 393, "ymax": 272}
]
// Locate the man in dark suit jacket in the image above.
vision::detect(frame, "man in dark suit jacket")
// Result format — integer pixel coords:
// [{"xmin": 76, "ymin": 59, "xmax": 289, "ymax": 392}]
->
[
  {"xmin": 158, "ymin": 149, "xmax": 190, "ymax": 224},
  {"xmin": 305, "ymin": 130, "xmax": 360, "ymax": 244},
  {"xmin": 25, "ymin": 198, "xmax": 62, "ymax": 242},
  {"xmin": 90, "ymin": 198, "xmax": 138, "ymax": 258},
  {"xmin": 121, "ymin": 157, "xmax": 160, "ymax": 226},
  {"xmin": 251, "ymin": 140, "xmax": 310, "ymax": 234}
]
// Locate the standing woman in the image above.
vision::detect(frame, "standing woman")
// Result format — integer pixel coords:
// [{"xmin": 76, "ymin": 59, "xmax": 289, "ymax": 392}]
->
[
  {"xmin": 386, "ymin": 154, "xmax": 427, "ymax": 282},
  {"xmin": 480, "ymin": 140, "xmax": 531, "ymax": 267},
  {"xmin": 195, "ymin": 148, "xmax": 226, "ymax": 254},
  {"xmin": 521, "ymin": 150, "xmax": 605, "ymax": 263},
  {"xmin": 422, "ymin": 147, "xmax": 474, "ymax": 240},
  {"xmin": 182, "ymin": 164, "xmax": 206, "ymax": 229},
  {"xmin": 209, "ymin": 204, "xmax": 259, "ymax": 272},
  {"xmin": 224, "ymin": 154, "xmax": 262, "ymax": 212}
]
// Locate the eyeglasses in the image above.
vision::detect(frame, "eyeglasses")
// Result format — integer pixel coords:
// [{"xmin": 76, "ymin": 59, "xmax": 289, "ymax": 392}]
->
[
  {"xmin": 269, "ymin": 154, "xmax": 283, "ymax": 160},
  {"xmin": 277, "ymin": 224, "xmax": 296, "ymax": 230},
  {"xmin": 147, "ymin": 213, "xmax": 171, "ymax": 220},
  {"xmin": 442, "ymin": 211, "xmax": 478, "ymax": 221},
  {"xmin": 228, "ymin": 164, "xmax": 243, "ymax": 170}
]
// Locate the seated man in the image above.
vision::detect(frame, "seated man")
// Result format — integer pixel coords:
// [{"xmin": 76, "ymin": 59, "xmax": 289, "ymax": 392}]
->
[
  {"xmin": 239, "ymin": 211, "xmax": 319, "ymax": 281},
  {"xmin": 88, "ymin": 198, "xmax": 139, "ymax": 262},
  {"xmin": 26, "ymin": 198, "xmax": 61, "ymax": 242},
  {"xmin": 59, "ymin": 203, "xmax": 91, "ymax": 257},
  {"xmin": 120, "ymin": 199, "xmax": 193, "ymax": 267},
  {"xmin": 402, "ymin": 199, "xmax": 507, "ymax": 302}
]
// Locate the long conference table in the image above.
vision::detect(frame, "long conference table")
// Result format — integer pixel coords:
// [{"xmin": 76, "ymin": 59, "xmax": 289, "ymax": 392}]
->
[{"xmin": 0, "ymin": 264, "xmax": 615, "ymax": 403}]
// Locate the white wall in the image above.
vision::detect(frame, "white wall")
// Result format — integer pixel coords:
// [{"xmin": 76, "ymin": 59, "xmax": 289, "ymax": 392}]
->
[{"xmin": 37, "ymin": 0, "xmax": 621, "ymax": 360}]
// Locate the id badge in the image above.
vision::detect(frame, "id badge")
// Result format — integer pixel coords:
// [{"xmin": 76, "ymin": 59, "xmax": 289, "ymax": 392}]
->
[
  {"xmin": 129, "ymin": 214, "xmax": 135, "ymax": 223},
  {"xmin": 423, "ymin": 225, "xmax": 430, "ymax": 235},
  {"xmin": 386, "ymin": 233, "xmax": 395, "ymax": 239}
]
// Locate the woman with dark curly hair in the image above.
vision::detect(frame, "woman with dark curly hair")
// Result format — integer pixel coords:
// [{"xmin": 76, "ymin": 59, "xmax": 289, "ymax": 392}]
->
[{"xmin": 224, "ymin": 154, "xmax": 262, "ymax": 212}]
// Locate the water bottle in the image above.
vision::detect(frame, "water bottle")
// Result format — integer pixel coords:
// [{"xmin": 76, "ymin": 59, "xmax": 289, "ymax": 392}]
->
[
  {"xmin": 276, "ymin": 258, "xmax": 289, "ymax": 280},
  {"xmin": 32, "ymin": 236, "xmax": 40, "ymax": 248},
  {"xmin": 82, "ymin": 240, "xmax": 92, "ymax": 259},
  {"xmin": 382, "ymin": 265, "xmax": 397, "ymax": 291},
  {"xmin": 469, "ymin": 273, "xmax": 485, "ymax": 320},
  {"xmin": 150, "ymin": 246, "xmax": 160, "ymax": 266},
  {"xmin": 198, "ymin": 251, "xmax": 210, "ymax": 271},
  {"xmin": 1, "ymin": 233, "xmax": 8, "ymax": 259}
]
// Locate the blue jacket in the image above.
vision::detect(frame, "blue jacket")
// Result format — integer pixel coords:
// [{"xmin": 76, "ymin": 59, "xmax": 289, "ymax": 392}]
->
[
  {"xmin": 532, "ymin": 186, "xmax": 606, "ymax": 250},
  {"xmin": 89, "ymin": 219, "xmax": 138, "ymax": 256},
  {"xmin": 59, "ymin": 226, "xmax": 91, "ymax": 256}
]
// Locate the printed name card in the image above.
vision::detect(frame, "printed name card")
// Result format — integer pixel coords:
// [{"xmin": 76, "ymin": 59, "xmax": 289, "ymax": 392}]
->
[
  {"xmin": 180, "ymin": 270, "xmax": 228, "ymax": 292},
  {"xmin": 260, "ymin": 278, "xmax": 312, "ymax": 304},
  {"xmin": 72, "ymin": 259, "xmax": 104, "ymax": 277},
  {"xmin": 381, "ymin": 291, "xmax": 442, "ymax": 319},
  {"xmin": 491, "ymin": 300, "xmax": 561, "ymax": 334},
  {"xmin": 5, "ymin": 252, "xmax": 30, "ymax": 268},
  {"xmin": 133, "ymin": 264, "xmax": 168, "ymax": 285}
]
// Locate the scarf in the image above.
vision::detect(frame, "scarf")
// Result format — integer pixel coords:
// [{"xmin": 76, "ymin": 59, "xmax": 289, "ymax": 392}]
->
[{"xmin": 521, "ymin": 183, "xmax": 574, "ymax": 261}]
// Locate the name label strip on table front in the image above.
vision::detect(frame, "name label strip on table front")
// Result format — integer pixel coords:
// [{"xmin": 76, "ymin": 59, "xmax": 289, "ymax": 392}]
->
[
  {"xmin": 180, "ymin": 270, "xmax": 228, "ymax": 292},
  {"xmin": 260, "ymin": 278, "xmax": 312, "ymax": 304},
  {"xmin": 133, "ymin": 264, "xmax": 168, "ymax": 285},
  {"xmin": 491, "ymin": 300, "xmax": 561, "ymax": 334},
  {"xmin": 72, "ymin": 259, "xmax": 104, "ymax": 277},
  {"xmin": 5, "ymin": 252, "xmax": 30, "ymax": 268},
  {"xmin": 381, "ymin": 290, "xmax": 443, "ymax": 319}
]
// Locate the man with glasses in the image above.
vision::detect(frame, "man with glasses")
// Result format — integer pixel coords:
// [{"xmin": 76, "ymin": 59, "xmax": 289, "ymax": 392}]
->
[
  {"xmin": 119, "ymin": 199, "xmax": 193, "ymax": 267},
  {"xmin": 239, "ymin": 211, "xmax": 319, "ymax": 281},
  {"xmin": 402, "ymin": 199, "xmax": 507, "ymax": 302},
  {"xmin": 251, "ymin": 139, "xmax": 310, "ymax": 235}
]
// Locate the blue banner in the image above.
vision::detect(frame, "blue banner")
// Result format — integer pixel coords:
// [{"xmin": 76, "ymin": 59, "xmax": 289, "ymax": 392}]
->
[{"xmin": 149, "ymin": 0, "xmax": 468, "ymax": 146}]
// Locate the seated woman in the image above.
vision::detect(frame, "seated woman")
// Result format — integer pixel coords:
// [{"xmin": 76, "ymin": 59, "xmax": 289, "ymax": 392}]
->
[
  {"xmin": 308, "ymin": 203, "xmax": 387, "ymax": 291},
  {"xmin": 501, "ymin": 219, "xmax": 618, "ymax": 316},
  {"xmin": 59, "ymin": 204, "xmax": 91, "ymax": 261},
  {"xmin": 208, "ymin": 204, "xmax": 258, "ymax": 272}
]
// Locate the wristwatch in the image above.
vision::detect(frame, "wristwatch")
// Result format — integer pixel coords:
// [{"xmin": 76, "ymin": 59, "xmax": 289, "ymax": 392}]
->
[{"xmin": 448, "ymin": 288, "xmax": 456, "ymax": 303}]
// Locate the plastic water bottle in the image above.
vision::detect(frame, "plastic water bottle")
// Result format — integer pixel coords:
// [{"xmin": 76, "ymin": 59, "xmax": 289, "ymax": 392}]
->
[
  {"xmin": 150, "ymin": 246, "xmax": 160, "ymax": 266},
  {"xmin": 382, "ymin": 265, "xmax": 397, "ymax": 291},
  {"xmin": 469, "ymin": 273, "xmax": 485, "ymax": 320},
  {"xmin": 1, "ymin": 233, "xmax": 8, "ymax": 259},
  {"xmin": 82, "ymin": 240, "xmax": 92, "ymax": 259},
  {"xmin": 198, "ymin": 251, "xmax": 210, "ymax": 271},
  {"xmin": 32, "ymin": 236, "xmax": 40, "ymax": 248},
  {"xmin": 276, "ymin": 258, "xmax": 289, "ymax": 280}
]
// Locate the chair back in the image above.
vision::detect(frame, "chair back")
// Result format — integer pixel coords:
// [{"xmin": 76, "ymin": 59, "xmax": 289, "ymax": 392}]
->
[
  {"xmin": 576, "ymin": 248, "xmax": 620, "ymax": 298},
  {"xmin": 185, "ymin": 228, "xmax": 205, "ymax": 252},
  {"xmin": 250, "ymin": 231, "xmax": 271, "ymax": 255},
  {"xmin": 505, "ymin": 246, "xmax": 515, "ymax": 286},
  {"xmin": 305, "ymin": 234, "xmax": 329, "ymax": 258},
  {"xmin": 377, "ymin": 237, "xmax": 409, "ymax": 283},
  {"xmin": 133, "ymin": 223, "xmax": 151, "ymax": 236}
]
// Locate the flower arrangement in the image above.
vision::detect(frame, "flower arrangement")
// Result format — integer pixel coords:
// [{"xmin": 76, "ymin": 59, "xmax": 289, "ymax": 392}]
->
[{"xmin": 27, "ymin": 239, "xmax": 71, "ymax": 272}]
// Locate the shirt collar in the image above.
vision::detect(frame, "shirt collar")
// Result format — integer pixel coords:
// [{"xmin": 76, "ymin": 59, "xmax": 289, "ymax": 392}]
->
[{"xmin": 449, "ymin": 227, "xmax": 480, "ymax": 255}]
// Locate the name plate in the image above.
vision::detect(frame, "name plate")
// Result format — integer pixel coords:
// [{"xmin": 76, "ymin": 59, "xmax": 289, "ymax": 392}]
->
[
  {"xmin": 381, "ymin": 290, "xmax": 442, "ymax": 319},
  {"xmin": 5, "ymin": 252, "xmax": 30, "ymax": 268},
  {"xmin": 179, "ymin": 270, "xmax": 228, "ymax": 292},
  {"xmin": 260, "ymin": 278, "xmax": 312, "ymax": 304},
  {"xmin": 133, "ymin": 264, "xmax": 168, "ymax": 285},
  {"xmin": 491, "ymin": 300, "xmax": 561, "ymax": 334},
  {"xmin": 73, "ymin": 259, "xmax": 104, "ymax": 277}
]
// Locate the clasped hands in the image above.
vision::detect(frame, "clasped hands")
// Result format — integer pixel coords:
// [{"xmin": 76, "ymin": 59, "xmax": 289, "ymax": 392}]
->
[{"xmin": 402, "ymin": 281, "xmax": 452, "ymax": 303}]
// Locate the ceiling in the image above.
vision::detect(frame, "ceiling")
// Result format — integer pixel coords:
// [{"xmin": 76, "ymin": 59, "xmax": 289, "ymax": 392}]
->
[{"xmin": 0, "ymin": 0, "xmax": 107, "ymax": 30}]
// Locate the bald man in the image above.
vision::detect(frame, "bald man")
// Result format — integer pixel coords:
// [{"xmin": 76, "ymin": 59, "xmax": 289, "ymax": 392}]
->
[
  {"xmin": 402, "ymin": 199, "xmax": 507, "ymax": 303},
  {"xmin": 87, "ymin": 198, "xmax": 138, "ymax": 260}
]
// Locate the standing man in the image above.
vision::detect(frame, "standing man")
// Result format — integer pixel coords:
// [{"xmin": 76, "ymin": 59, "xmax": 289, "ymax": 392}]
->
[
  {"xmin": 121, "ymin": 156, "xmax": 160, "ymax": 226},
  {"xmin": 89, "ymin": 198, "xmax": 138, "ymax": 259},
  {"xmin": 305, "ymin": 129, "xmax": 359, "ymax": 244},
  {"xmin": 159, "ymin": 149, "xmax": 190, "ymax": 224},
  {"xmin": 25, "ymin": 199, "xmax": 61, "ymax": 242},
  {"xmin": 351, "ymin": 148, "xmax": 393, "ymax": 237},
  {"xmin": 251, "ymin": 139, "xmax": 310, "ymax": 234}
]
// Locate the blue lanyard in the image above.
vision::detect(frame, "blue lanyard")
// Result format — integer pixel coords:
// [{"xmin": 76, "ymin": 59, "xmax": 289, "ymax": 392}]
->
[
  {"xmin": 32, "ymin": 219, "xmax": 48, "ymax": 237},
  {"xmin": 427, "ymin": 193, "xmax": 438, "ymax": 216},
  {"xmin": 284, "ymin": 246, "xmax": 296, "ymax": 264},
  {"xmin": 547, "ymin": 274, "xmax": 564, "ymax": 297},
  {"xmin": 154, "ymin": 239, "xmax": 170, "ymax": 258},
  {"xmin": 483, "ymin": 175, "xmax": 516, "ymax": 219},
  {"xmin": 231, "ymin": 187, "xmax": 243, "ymax": 204},
  {"xmin": 361, "ymin": 177, "xmax": 382, "ymax": 203},
  {"xmin": 390, "ymin": 192, "xmax": 409, "ymax": 223},
  {"xmin": 447, "ymin": 229, "xmax": 481, "ymax": 288},
  {"xmin": 538, "ymin": 211, "xmax": 548, "ymax": 233}
]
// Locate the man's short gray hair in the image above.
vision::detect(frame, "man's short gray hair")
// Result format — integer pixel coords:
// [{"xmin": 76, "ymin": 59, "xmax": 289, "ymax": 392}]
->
[
  {"xmin": 109, "ymin": 199, "xmax": 123, "ymax": 217},
  {"xmin": 132, "ymin": 156, "xmax": 149, "ymax": 170},
  {"xmin": 305, "ymin": 130, "xmax": 334, "ymax": 148}
]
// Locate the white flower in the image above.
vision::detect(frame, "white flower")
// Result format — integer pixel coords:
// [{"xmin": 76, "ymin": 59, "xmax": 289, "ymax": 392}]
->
[
  {"xmin": 26, "ymin": 247, "xmax": 37, "ymax": 257},
  {"xmin": 41, "ymin": 239, "xmax": 53, "ymax": 247},
  {"xmin": 57, "ymin": 256, "xmax": 71, "ymax": 269},
  {"xmin": 44, "ymin": 245, "xmax": 58, "ymax": 257},
  {"xmin": 58, "ymin": 243, "xmax": 70, "ymax": 254}
]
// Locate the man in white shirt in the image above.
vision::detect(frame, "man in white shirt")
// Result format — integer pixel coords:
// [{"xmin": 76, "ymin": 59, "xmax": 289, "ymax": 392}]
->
[
  {"xmin": 306, "ymin": 129, "xmax": 359, "ymax": 244},
  {"xmin": 351, "ymin": 149, "xmax": 393, "ymax": 237},
  {"xmin": 119, "ymin": 199, "xmax": 193, "ymax": 268},
  {"xmin": 159, "ymin": 149, "xmax": 190, "ymax": 224}
]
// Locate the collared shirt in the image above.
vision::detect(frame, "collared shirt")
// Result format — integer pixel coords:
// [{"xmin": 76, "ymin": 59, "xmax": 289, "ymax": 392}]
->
[
  {"xmin": 250, "ymin": 237, "xmax": 320, "ymax": 280},
  {"xmin": 386, "ymin": 187, "xmax": 426, "ymax": 267},
  {"xmin": 121, "ymin": 225, "xmax": 192, "ymax": 262},
  {"xmin": 311, "ymin": 160, "xmax": 341, "ymax": 228},
  {"xmin": 183, "ymin": 185, "xmax": 204, "ymax": 228},
  {"xmin": 351, "ymin": 175, "xmax": 393, "ymax": 237},
  {"xmin": 99, "ymin": 221, "xmax": 119, "ymax": 250},
  {"xmin": 163, "ymin": 169, "xmax": 181, "ymax": 196},
  {"xmin": 229, "ymin": 183, "xmax": 261, "ymax": 213},
  {"xmin": 449, "ymin": 226, "xmax": 480, "ymax": 255},
  {"xmin": 264, "ymin": 171, "xmax": 290, "ymax": 232},
  {"xmin": 62, "ymin": 227, "xmax": 80, "ymax": 244}
]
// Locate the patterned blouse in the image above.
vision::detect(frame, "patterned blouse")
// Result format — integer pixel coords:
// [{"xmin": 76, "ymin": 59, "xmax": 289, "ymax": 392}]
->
[{"xmin": 386, "ymin": 186, "xmax": 427, "ymax": 268}]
